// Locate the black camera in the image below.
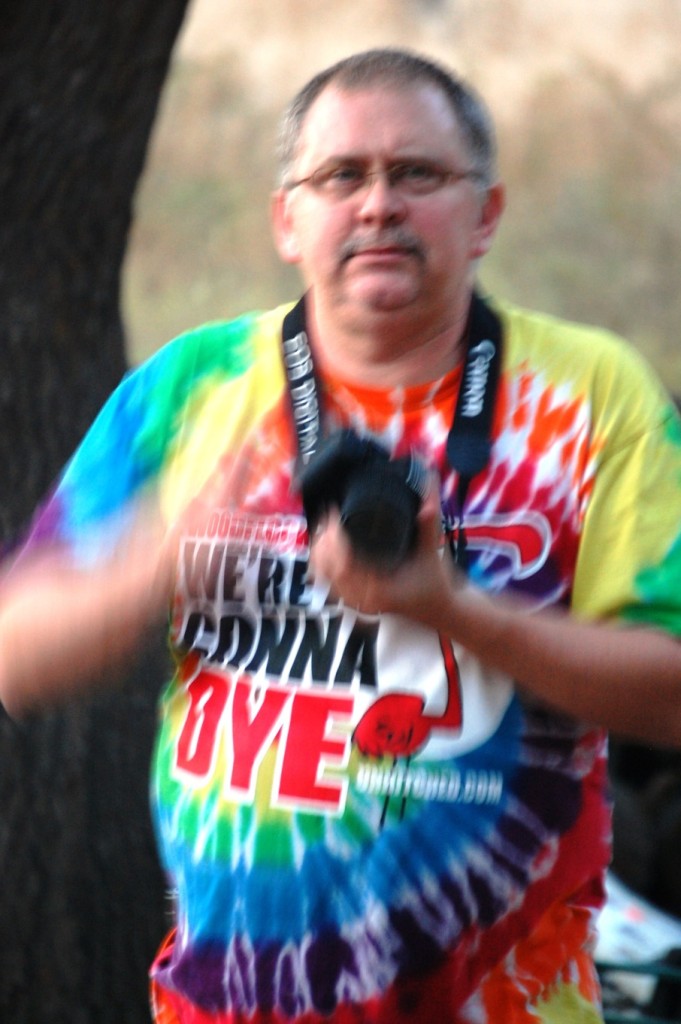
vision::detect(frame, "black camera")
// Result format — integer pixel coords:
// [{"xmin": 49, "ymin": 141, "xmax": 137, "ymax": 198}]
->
[{"xmin": 300, "ymin": 428, "xmax": 428, "ymax": 571}]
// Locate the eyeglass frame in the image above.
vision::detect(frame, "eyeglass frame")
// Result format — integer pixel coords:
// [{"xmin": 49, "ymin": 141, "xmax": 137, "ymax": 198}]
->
[{"xmin": 283, "ymin": 158, "xmax": 488, "ymax": 200}]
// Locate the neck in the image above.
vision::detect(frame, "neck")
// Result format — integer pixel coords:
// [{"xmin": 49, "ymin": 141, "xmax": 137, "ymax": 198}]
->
[{"xmin": 306, "ymin": 294, "xmax": 472, "ymax": 388}]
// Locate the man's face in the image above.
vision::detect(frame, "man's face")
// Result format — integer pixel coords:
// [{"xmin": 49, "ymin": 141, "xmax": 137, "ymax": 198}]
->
[{"xmin": 272, "ymin": 82, "xmax": 503, "ymax": 336}]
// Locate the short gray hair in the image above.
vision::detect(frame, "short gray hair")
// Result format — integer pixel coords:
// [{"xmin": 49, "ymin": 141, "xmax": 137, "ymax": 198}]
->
[{"xmin": 277, "ymin": 47, "xmax": 497, "ymax": 188}]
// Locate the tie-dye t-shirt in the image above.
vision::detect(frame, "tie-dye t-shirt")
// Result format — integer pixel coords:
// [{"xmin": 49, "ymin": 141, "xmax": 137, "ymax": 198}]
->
[{"xmin": 25, "ymin": 298, "xmax": 681, "ymax": 1023}]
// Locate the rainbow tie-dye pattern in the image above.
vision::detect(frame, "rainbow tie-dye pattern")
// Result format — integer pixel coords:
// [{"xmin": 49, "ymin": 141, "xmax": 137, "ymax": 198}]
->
[{"xmin": 24, "ymin": 300, "xmax": 681, "ymax": 1023}]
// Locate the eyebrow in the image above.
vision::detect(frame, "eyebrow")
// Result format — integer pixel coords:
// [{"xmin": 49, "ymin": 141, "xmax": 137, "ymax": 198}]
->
[{"xmin": 305, "ymin": 152, "xmax": 443, "ymax": 167}]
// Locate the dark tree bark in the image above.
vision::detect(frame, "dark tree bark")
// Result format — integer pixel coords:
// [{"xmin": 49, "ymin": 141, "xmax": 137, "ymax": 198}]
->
[{"xmin": 0, "ymin": 2, "xmax": 190, "ymax": 1021}]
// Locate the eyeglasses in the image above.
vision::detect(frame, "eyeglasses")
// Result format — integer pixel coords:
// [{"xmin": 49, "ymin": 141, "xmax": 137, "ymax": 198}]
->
[{"xmin": 284, "ymin": 159, "xmax": 485, "ymax": 200}]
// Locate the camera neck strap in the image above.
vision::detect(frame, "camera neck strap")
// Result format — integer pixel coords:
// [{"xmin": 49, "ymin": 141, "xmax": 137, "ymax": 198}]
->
[
  {"xmin": 281, "ymin": 289, "xmax": 503, "ymax": 569},
  {"xmin": 446, "ymin": 290, "xmax": 503, "ymax": 567},
  {"xmin": 281, "ymin": 296, "xmax": 324, "ymax": 469}
]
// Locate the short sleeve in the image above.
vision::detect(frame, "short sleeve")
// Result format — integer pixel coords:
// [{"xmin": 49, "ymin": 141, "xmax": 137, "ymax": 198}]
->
[{"xmin": 572, "ymin": 366, "xmax": 681, "ymax": 635}]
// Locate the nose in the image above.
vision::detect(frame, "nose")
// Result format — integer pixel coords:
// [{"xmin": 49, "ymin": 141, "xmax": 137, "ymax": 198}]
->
[{"xmin": 356, "ymin": 170, "xmax": 407, "ymax": 224}]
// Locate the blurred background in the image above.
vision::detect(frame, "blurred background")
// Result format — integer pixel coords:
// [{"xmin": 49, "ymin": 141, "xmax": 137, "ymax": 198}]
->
[{"xmin": 123, "ymin": 0, "xmax": 681, "ymax": 395}]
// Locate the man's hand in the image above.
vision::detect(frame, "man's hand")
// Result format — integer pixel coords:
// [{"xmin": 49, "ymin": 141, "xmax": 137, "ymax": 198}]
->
[
  {"xmin": 309, "ymin": 474, "xmax": 458, "ymax": 622},
  {"xmin": 311, "ymin": 476, "xmax": 681, "ymax": 748},
  {"xmin": 0, "ymin": 503, "xmax": 175, "ymax": 717}
]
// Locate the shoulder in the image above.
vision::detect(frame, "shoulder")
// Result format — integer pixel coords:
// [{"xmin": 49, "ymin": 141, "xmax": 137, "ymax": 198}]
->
[
  {"xmin": 496, "ymin": 298, "xmax": 642, "ymax": 370},
  {"xmin": 128, "ymin": 303, "xmax": 293, "ymax": 392},
  {"xmin": 66, "ymin": 304, "xmax": 295, "ymax": 484},
  {"xmin": 52, "ymin": 305, "xmax": 294, "ymax": 526},
  {"xmin": 490, "ymin": 297, "xmax": 677, "ymax": 444}
]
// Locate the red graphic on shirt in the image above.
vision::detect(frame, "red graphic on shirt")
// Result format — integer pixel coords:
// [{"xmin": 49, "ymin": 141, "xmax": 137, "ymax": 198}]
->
[
  {"xmin": 352, "ymin": 637, "xmax": 462, "ymax": 758},
  {"xmin": 174, "ymin": 666, "xmax": 354, "ymax": 813},
  {"xmin": 352, "ymin": 635, "xmax": 462, "ymax": 824},
  {"xmin": 450, "ymin": 512, "xmax": 551, "ymax": 580}
]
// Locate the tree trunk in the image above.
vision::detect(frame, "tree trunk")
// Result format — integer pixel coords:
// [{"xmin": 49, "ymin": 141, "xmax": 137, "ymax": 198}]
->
[{"xmin": 0, "ymin": 2, "xmax": 190, "ymax": 1020}]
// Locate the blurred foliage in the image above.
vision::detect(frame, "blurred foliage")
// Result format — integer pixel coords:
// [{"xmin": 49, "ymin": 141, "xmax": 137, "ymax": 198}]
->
[
  {"xmin": 123, "ymin": 54, "xmax": 681, "ymax": 391},
  {"xmin": 485, "ymin": 61, "xmax": 681, "ymax": 391},
  {"xmin": 124, "ymin": 59, "xmax": 296, "ymax": 356}
]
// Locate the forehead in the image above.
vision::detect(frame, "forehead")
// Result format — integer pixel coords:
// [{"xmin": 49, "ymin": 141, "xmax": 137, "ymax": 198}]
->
[{"xmin": 295, "ymin": 82, "xmax": 467, "ymax": 166}]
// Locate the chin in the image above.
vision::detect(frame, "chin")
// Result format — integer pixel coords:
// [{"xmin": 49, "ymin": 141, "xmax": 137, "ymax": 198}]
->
[{"xmin": 352, "ymin": 281, "xmax": 421, "ymax": 315}]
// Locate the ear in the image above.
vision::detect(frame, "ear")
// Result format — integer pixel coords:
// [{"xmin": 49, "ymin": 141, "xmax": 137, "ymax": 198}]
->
[
  {"xmin": 470, "ymin": 182, "xmax": 505, "ymax": 260},
  {"xmin": 271, "ymin": 188, "xmax": 302, "ymax": 265}
]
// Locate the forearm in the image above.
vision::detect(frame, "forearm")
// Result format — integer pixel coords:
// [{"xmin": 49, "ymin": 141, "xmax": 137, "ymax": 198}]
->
[
  {"xmin": 0, "ymin": 532, "xmax": 173, "ymax": 716},
  {"xmin": 431, "ymin": 583, "xmax": 681, "ymax": 745}
]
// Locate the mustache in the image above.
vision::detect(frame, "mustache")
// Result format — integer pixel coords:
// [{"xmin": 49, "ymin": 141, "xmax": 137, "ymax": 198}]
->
[{"xmin": 339, "ymin": 230, "xmax": 425, "ymax": 262}]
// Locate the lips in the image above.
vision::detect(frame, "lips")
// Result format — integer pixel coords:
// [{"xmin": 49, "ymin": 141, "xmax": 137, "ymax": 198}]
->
[{"xmin": 353, "ymin": 246, "xmax": 412, "ymax": 260}]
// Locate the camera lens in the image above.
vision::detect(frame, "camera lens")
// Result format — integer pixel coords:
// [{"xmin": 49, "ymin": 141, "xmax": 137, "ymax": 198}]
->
[{"xmin": 340, "ymin": 461, "xmax": 420, "ymax": 571}]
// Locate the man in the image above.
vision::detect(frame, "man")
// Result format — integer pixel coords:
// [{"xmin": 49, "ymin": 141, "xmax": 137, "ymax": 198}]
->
[{"xmin": 1, "ymin": 47, "xmax": 680, "ymax": 1024}]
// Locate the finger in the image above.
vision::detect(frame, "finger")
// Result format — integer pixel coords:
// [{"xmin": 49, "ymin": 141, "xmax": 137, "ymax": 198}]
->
[
  {"xmin": 308, "ymin": 509, "xmax": 350, "ymax": 578},
  {"xmin": 415, "ymin": 470, "xmax": 443, "ymax": 551}
]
